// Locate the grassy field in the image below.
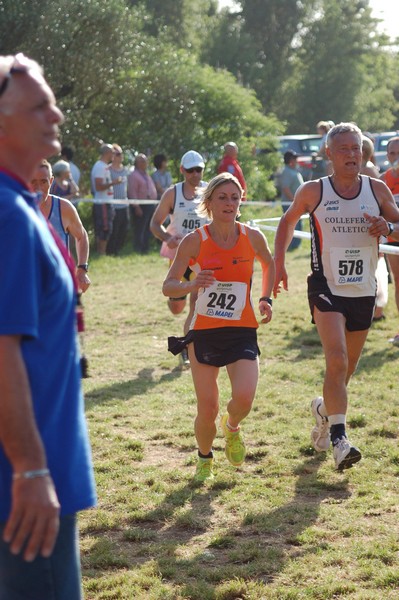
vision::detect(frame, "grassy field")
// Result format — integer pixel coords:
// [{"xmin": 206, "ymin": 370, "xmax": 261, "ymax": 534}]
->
[{"xmin": 79, "ymin": 210, "xmax": 399, "ymax": 599}]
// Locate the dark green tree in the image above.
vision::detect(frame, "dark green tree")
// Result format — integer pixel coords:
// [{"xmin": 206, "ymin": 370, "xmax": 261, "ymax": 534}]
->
[
  {"xmin": 203, "ymin": 0, "xmax": 314, "ymax": 113},
  {"xmin": 278, "ymin": 0, "xmax": 398, "ymax": 132}
]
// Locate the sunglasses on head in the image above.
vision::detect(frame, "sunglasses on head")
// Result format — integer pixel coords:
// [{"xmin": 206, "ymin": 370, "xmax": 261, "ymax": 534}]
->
[
  {"xmin": 185, "ymin": 167, "xmax": 203, "ymax": 173},
  {"xmin": 0, "ymin": 54, "xmax": 32, "ymax": 98}
]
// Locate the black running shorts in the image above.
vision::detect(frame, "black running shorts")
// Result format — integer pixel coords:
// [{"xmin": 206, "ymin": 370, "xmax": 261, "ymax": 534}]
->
[{"xmin": 308, "ymin": 292, "xmax": 375, "ymax": 332}]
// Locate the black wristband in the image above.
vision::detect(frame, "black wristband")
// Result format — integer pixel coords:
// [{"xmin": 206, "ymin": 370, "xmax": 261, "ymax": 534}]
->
[
  {"xmin": 387, "ymin": 222, "xmax": 394, "ymax": 236},
  {"xmin": 77, "ymin": 263, "xmax": 89, "ymax": 272},
  {"xmin": 259, "ymin": 296, "xmax": 272, "ymax": 306}
]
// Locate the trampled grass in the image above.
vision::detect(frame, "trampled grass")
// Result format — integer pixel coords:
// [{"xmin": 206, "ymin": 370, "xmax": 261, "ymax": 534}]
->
[{"xmin": 80, "ymin": 213, "xmax": 399, "ymax": 599}]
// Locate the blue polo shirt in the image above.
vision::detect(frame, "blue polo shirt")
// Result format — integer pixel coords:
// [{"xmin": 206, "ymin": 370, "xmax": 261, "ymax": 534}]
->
[{"xmin": 0, "ymin": 171, "xmax": 96, "ymax": 520}]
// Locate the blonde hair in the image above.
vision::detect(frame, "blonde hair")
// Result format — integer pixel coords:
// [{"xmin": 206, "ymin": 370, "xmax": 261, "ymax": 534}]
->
[
  {"xmin": 361, "ymin": 136, "xmax": 374, "ymax": 161},
  {"xmin": 197, "ymin": 172, "xmax": 243, "ymax": 218}
]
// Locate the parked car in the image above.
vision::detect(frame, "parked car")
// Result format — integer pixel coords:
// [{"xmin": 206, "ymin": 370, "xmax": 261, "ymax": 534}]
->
[
  {"xmin": 269, "ymin": 134, "xmax": 323, "ymax": 194},
  {"xmin": 277, "ymin": 135, "xmax": 323, "ymax": 179},
  {"xmin": 368, "ymin": 131, "xmax": 399, "ymax": 174}
]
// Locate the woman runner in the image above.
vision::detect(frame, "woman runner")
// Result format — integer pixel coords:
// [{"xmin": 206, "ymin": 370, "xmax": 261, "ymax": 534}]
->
[{"xmin": 163, "ymin": 173, "xmax": 275, "ymax": 481}]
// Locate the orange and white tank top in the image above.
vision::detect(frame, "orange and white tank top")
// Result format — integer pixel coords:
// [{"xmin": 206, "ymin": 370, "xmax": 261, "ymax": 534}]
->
[
  {"xmin": 309, "ymin": 175, "xmax": 380, "ymax": 298},
  {"xmin": 383, "ymin": 168, "xmax": 399, "ymax": 204},
  {"xmin": 190, "ymin": 223, "xmax": 258, "ymax": 330}
]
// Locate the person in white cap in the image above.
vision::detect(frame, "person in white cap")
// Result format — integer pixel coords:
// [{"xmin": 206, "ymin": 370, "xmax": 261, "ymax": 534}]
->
[{"xmin": 150, "ymin": 150, "xmax": 209, "ymax": 366}]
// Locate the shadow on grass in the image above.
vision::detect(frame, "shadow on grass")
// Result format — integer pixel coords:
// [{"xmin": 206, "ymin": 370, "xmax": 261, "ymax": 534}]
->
[
  {"xmin": 355, "ymin": 344, "xmax": 399, "ymax": 375},
  {"xmin": 84, "ymin": 454, "xmax": 351, "ymax": 598},
  {"xmin": 85, "ymin": 366, "xmax": 183, "ymax": 409},
  {"xmin": 279, "ymin": 326, "xmax": 322, "ymax": 361}
]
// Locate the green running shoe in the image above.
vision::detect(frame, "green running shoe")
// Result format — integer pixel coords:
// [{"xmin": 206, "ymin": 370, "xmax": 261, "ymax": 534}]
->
[
  {"xmin": 220, "ymin": 414, "xmax": 246, "ymax": 467},
  {"xmin": 194, "ymin": 457, "xmax": 215, "ymax": 481}
]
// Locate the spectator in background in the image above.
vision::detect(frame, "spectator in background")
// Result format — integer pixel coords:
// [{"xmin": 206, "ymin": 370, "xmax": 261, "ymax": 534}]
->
[
  {"xmin": 107, "ymin": 143, "xmax": 129, "ymax": 256},
  {"xmin": 152, "ymin": 153, "xmax": 172, "ymax": 200},
  {"xmin": 91, "ymin": 143, "xmax": 121, "ymax": 255},
  {"xmin": 61, "ymin": 145, "xmax": 80, "ymax": 186},
  {"xmin": 280, "ymin": 150, "xmax": 303, "ymax": 251},
  {"xmin": 128, "ymin": 153, "xmax": 157, "ymax": 254},
  {"xmin": 218, "ymin": 142, "xmax": 247, "ymax": 200},
  {"xmin": 50, "ymin": 159, "xmax": 79, "ymax": 202},
  {"xmin": 381, "ymin": 136, "xmax": 399, "ymax": 344}
]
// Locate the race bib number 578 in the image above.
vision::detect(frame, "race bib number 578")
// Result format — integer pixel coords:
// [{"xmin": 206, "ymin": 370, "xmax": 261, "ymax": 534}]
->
[{"xmin": 330, "ymin": 247, "xmax": 371, "ymax": 286}]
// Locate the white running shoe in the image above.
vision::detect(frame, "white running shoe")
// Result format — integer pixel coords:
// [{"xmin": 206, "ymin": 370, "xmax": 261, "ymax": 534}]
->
[
  {"xmin": 333, "ymin": 437, "xmax": 362, "ymax": 470},
  {"xmin": 310, "ymin": 397, "xmax": 330, "ymax": 452}
]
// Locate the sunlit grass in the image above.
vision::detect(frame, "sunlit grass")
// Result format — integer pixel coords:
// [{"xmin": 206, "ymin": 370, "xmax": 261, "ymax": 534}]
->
[{"xmin": 80, "ymin": 218, "xmax": 399, "ymax": 599}]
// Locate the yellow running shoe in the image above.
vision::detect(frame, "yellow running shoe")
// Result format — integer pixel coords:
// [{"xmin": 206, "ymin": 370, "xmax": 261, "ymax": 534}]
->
[
  {"xmin": 194, "ymin": 457, "xmax": 215, "ymax": 482},
  {"xmin": 220, "ymin": 414, "xmax": 246, "ymax": 467}
]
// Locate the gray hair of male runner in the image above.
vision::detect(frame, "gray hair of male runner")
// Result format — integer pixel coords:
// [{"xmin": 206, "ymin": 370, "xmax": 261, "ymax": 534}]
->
[
  {"xmin": 326, "ymin": 122, "xmax": 362, "ymax": 148},
  {"xmin": 197, "ymin": 172, "xmax": 243, "ymax": 219}
]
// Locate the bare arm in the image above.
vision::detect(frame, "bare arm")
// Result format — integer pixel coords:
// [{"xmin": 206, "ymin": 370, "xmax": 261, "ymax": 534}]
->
[
  {"xmin": 248, "ymin": 227, "xmax": 275, "ymax": 324},
  {"xmin": 61, "ymin": 200, "xmax": 91, "ymax": 292},
  {"xmin": 273, "ymin": 180, "xmax": 321, "ymax": 296},
  {"xmin": 0, "ymin": 336, "xmax": 60, "ymax": 562},
  {"xmin": 162, "ymin": 232, "xmax": 215, "ymax": 297},
  {"xmin": 150, "ymin": 187, "xmax": 182, "ymax": 249}
]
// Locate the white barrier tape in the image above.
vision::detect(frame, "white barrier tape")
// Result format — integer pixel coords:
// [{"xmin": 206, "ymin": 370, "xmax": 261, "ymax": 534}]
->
[
  {"xmin": 76, "ymin": 198, "xmax": 159, "ymax": 205},
  {"xmin": 75, "ymin": 197, "xmax": 281, "ymax": 207},
  {"xmin": 250, "ymin": 221, "xmax": 399, "ymax": 255}
]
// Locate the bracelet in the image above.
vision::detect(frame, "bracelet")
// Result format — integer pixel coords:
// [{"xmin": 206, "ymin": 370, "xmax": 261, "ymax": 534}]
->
[
  {"xmin": 259, "ymin": 296, "xmax": 273, "ymax": 306},
  {"xmin": 13, "ymin": 468, "xmax": 50, "ymax": 481},
  {"xmin": 77, "ymin": 263, "xmax": 89, "ymax": 272}
]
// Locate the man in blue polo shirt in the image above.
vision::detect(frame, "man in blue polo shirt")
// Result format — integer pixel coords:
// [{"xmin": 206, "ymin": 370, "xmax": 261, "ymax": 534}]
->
[{"xmin": 0, "ymin": 54, "xmax": 96, "ymax": 599}]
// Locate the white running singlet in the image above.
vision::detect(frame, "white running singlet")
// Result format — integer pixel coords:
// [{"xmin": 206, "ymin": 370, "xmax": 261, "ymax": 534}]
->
[
  {"xmin": 160, "ymin": 181, "xmax": 209, "ymax": 259},
  {"xmin": 308, "ymin": 175, "xmax": 380, "ymax": 298}
]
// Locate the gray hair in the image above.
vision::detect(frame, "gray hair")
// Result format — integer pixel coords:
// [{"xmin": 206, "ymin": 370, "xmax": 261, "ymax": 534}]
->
[
  {"xmin": 197, "ymin": 172, "xmax": 243, "ymax": 218},
  {"xmin": 99, "ymin": 143, "xmax": 113, "ymax": 155},
  {"xmin": 326, "ymin": 122, "xmax": 362, "ymax": 148},
  {"xmin": 52, "ymin": 160, "xmax": 70, "ymax": 175}
]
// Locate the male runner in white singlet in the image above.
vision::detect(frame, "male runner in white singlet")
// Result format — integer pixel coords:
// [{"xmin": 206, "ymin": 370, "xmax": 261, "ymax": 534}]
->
[
  {"xmin": 274, "ymin": 123, "xmax": 399, "ymax": 470},
  {"xmin": 150, "ymin": 150, "xmax": 209, "ymax": 365}
]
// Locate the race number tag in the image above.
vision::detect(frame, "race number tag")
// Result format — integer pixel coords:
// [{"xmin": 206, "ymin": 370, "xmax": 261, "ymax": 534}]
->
[
  {"xmin": 330, "ymin": 247, "xmax": 371, "ymax": 286},
  {"xmin": 196, "ymin": 281, "xmax": 247, "ymax": 320}
]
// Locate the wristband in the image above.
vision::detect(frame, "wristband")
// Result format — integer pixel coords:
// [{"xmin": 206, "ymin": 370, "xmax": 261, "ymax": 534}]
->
[
  {"xmin": 387, "ymin": 222, "xmax": 394, "ymax": 236},
  {"xmin": 77, "ymin": 263, "xmax": 89, "ymax": 272},
  {"xmin": 13, "ymin": 468, "xmax": 50, "ymax": 481},
  {"xmin": 259, "ymin": 296, "xmax": 272, "ymax": 306}
]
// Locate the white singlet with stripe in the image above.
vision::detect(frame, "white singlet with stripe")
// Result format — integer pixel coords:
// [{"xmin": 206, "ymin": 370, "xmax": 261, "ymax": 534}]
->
[
  {"xmin": 160, "ymin": 181, "xmax": 209, "ymax": 259},
  {"xmin": 309, "ymin": 175, "xmax": 380, "ymax": 298}
]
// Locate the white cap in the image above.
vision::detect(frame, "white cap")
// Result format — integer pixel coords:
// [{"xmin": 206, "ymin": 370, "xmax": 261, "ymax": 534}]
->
[{"xmin": 180, "ymin": 150, "xmax": 205, "ymax": 170}]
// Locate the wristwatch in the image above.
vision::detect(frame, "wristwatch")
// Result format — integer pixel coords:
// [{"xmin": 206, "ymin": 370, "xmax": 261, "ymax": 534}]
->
[
  {"xmin": 387, "ymin": 222, "xmax": 394, "ymax": 236},
  {"xmin": 77, "ymin": 263, "xmax": 89, "ymax": 272}
]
